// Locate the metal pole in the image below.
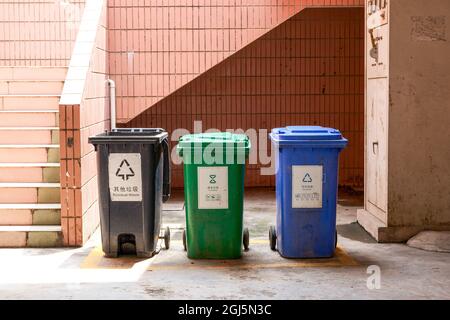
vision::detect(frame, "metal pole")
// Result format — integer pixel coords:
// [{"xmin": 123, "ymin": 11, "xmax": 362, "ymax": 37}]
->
[{"xmin": 107, "ymin": 78, "xmax": 116, "ymax": 130}]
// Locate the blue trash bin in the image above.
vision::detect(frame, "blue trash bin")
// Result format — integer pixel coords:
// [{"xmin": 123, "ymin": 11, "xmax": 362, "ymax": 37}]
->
[{"xmin": 269, "ymin": 126, "xmax": 348, "ymax": 258}]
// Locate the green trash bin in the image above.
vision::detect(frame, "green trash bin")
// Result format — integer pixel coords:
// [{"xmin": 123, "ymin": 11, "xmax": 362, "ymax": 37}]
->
[{"xmin": 177, "ymin": 132, "xmax": 251, "ymax": 259}]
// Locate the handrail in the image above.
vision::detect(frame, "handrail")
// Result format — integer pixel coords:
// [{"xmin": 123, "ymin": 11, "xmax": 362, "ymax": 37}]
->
[{"xmin": 59, "ymin": 0, "xmax": 105, "ymax": 106}]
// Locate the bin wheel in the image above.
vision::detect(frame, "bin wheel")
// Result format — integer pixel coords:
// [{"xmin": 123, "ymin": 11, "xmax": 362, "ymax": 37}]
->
[
  {"xmin": 243, "ymin": 228, "xmax": 250, "ymax": 251},
  {"xmin": 335, "ymin": 229, "xmax": 338, "ymax": 249},
  {"xmin": 164, "ymin": 226, "xmax": 170, "ymax": 250},
  {"xmin": 269, "ymin": 225, "xmax": 277, "ymax": 251},
  {"xmin": 182, "ymin": 229, "xmax": 187, "ymax": 251}
]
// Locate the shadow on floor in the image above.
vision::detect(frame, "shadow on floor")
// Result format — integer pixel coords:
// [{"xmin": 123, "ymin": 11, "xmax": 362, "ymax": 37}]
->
[{"xmin": 337, "ymin": 222, "xmax": 377, "ymax": 244}]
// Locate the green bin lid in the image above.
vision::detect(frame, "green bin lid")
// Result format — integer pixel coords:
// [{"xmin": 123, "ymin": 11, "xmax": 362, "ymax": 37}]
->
[{"xmin": 177, "ymin": 132, "xmax": 250, "ymax": 149}]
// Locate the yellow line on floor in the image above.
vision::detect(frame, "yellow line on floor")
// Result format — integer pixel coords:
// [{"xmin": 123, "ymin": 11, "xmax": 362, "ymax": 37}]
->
[
  {"xmin": 168, "ymin": 239, "xmax": 270, "ymax": 244},
  {"xmin": 80, "ymin": 239, "xmax": 272, "ymax": 269},
  {"xmin": 250, "ymin": 239, "xmax": 271, "ymax": 244},
  {"xmin": 147, "ymin": 247, "xmax": 359, "ymax": 271},
  {"xmin": 148, "ymin": 261, "xmax": 355, "ymax": 271},
  {"xmin": 80, "ymin": 246, "xmax": 107, "ymax": 269},
  {"xmin": 80, "ymin": 244, "xmax": 360, "ymax": 270}
]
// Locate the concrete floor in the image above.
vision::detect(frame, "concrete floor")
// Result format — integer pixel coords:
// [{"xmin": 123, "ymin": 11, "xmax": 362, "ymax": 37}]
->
[{"xmin": 0, "ymin": 188, "xmax": 449, "ymax": 300}]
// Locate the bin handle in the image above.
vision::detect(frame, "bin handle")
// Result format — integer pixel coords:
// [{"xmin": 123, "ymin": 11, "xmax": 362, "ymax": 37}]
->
[{"xmin": 162, "ymin": 138, "xmax": 171, "ymax": 203}]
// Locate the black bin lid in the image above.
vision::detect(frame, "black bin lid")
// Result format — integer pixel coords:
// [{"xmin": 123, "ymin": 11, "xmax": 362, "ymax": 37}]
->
[{"xmin": 88, "ymin": 128, "xmax": 168, "ymax": 145}]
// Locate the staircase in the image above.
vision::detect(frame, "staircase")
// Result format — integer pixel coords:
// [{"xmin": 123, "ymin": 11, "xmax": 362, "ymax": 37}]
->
[{"xmin": 0, "ymin": 67, "xmax": 66, "ymax": 247}]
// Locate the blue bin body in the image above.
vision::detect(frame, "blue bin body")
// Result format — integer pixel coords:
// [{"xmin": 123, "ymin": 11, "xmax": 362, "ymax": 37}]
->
[{"xmin": 270, "ymin": 126, "xmax": 348, "ymax": 258}]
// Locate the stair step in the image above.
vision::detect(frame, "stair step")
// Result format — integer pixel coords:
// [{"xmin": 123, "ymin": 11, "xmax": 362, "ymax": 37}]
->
[
  {"xmin": 0, "ymin": 225, "xmax": 61, "ymax": 232},
  {"xmin": 0, "ymin": 128, "xmax": 59, "ymax": 144},
  {"xmin": 0, "ymin": 183, "xmax": 60, "ymax": 204},
  {"xmin": 0, "ymin": 127, "xmax": 59, "ymax": 130},
  {"xmin": 0, "ymin": 144, "xmax": 59, "ymax": 148},
  {"xmin": 0, "ymin": 203, "xmax": 61, "ymax": 226},
  {"xmin": 0, "ymin": 208, "xmax": 60, "ymax": 226},
  {"xmin": 0, "ymin": 204, "xmax": 61, "ymax": 226},
  {"xmin": 0, "ymin": 225, "xmax": 63, "ymax": 247},
  {"xmin": 0, "ymin": 183, "xmax": 60, "ymax": 188},
  {"xmin": 0, "ymin": 111, "xmax": 59, "ymax": 127},
  {"xmin": 0, "ymin": 163, "xmax": 60, "ymax": 168},
  {"xmin": 0, "ymin": 67, "xmax": 67, "ymax": 81},
  {"xmin": 0, "ymin": 165, "xmax": 60, "ymax": 183},
  {"xmin": 0, "ymin": 80, "xmax": 64, "ymax": 95},
  {"xmin": 0, "ymin": 109, "xmax": 58, "ymax": 113},
  {"xmin": 0, "ymin": 146, "xmax": 60, "ymax": 163},
  {"xmin": 0, "ymin": 95, "xmax": 60, "ymax": 111},
  {"xmin": 0, "ymin": 95, "xmax": 60, "ymax": 97},
  {"xmin": 0, "ymin": 204, "xmax": 61, "ymax": 209}
]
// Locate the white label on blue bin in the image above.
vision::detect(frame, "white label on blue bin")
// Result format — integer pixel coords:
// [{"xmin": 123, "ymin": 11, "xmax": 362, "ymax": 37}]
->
[
  {"xmin": 292, "ymin": 165, "xmax": 323, "ymax": 209},
  {"xmin": 108, "ymin": 153, "xmax": 143, "ymax": 202},
  {"xmin": 197, "ymin": 166, "xmax": 228, "ymax": 209}
]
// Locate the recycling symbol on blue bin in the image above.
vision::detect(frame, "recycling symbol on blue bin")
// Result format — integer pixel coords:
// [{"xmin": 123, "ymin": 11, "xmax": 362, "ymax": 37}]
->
[{"xmin": 302, "ymin": 173, "xmax": 313, "ymax": 183}]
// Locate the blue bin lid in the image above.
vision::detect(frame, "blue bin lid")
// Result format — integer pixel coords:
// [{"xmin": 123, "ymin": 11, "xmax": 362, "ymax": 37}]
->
[{"xmin": 270, "ymin": 126, "xmax": 348, "ymax": 148}]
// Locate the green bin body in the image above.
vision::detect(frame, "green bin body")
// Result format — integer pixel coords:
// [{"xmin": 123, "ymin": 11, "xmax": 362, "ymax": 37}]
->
[{"xmin": 177, "ymin": 132, "xmax": 250, "ymax": 259}]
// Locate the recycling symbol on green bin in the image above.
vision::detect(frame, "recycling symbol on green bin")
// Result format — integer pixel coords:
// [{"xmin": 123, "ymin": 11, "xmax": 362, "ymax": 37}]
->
[{"xmin": 209, "ymin": 175, "xmax": 217, "ymax": 184}]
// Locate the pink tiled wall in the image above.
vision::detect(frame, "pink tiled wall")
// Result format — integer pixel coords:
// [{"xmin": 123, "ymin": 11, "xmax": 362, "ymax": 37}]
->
[
  {"xmin": 59, "ymin": 0, "xmax": 109, "ymax": 246},
  {"xmin": 0, "ymin": 0, "xmax": 86, "ymax": 66},
  {"xmin": 126, "ymin": 8, "xmax": 365, "ymax": 189},
  {"xmin": 108, "ymin": 0, "xmax": 365, "ymax": 123}
]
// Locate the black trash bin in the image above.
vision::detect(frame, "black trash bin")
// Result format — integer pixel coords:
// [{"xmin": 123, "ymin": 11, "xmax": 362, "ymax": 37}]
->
[{"xmin": 89, "ymin": 128, "xmax": 171, "ymax": 258}]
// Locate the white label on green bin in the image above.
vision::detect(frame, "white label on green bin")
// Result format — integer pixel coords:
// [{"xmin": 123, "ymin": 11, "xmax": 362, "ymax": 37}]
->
[
  {"xmin": 108, "ymin": 153, "xmax": 143, "ymax": 202},
  {"xmin": 292, "ymin": 165, "xmax": 323, "ymax": 209},
  {"xmin": 197, "ymin": 166, "xmax": 228, "ymax": 209}
]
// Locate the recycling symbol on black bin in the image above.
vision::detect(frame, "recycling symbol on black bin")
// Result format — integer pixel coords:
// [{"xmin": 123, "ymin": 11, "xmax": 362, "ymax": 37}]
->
[{"xmin": 116, "ymin": 159, "xmax": 135, "ymax": 181}]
